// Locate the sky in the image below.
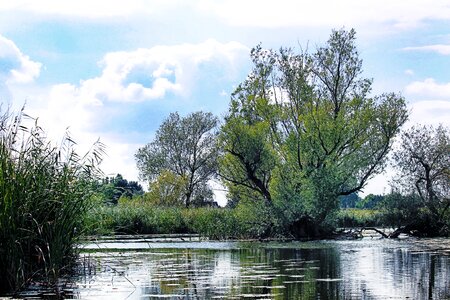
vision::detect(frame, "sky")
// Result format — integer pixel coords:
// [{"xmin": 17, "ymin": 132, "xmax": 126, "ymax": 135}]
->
[{"xmin": 1, "ymin": 0, "xmax": 449, "ymax": 205}]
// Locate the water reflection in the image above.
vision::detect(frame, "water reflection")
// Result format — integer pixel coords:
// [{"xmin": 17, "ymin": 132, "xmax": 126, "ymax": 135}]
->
[{"xmin": 71, "ymin": 238, "xmax": 450, "ymax": 299}]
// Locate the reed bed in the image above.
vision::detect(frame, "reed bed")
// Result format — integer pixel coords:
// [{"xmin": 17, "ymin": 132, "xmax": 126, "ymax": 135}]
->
[{"xmin": 0, "ymin": 108, "xmax": 103, "ymax": 293}]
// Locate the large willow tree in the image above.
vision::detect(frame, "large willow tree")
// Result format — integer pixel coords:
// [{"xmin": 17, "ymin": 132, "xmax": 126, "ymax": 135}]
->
[{"xmin": 219, "ymin": 29, "xmax": 408, "ymax": 233}]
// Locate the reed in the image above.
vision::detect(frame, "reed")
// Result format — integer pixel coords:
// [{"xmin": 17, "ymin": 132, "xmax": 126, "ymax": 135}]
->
[{"xmin": 0, "ymin": 108, "xmax": 103, "ymax": 293}]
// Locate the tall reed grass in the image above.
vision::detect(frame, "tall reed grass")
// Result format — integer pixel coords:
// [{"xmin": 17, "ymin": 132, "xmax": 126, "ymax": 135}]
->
[
  {"xmin": 84, "ymin": 198, "xmax": 277, "ymax": 240},
  {"xmin": 0, "ymin": 108, "xmax": 103, "ymax": 293}
]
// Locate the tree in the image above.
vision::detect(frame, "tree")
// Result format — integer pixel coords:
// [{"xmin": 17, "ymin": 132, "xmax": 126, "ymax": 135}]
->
[
  {"xmin": 96, "ymin": 174, "xmax": 144, "ymax": 204},
  {"xmin": 356, "ymin": 194, "xmax": 384, "ymax": 209},
  {"xmin": 136, "ymin": 111, "xmax": 218, "ymax": 207},
  {"xmin": 219, "ymin": 29, "xmax": 408, "ymax": 234},
  {"xmin": 339, "ymin": 193, "xmax": 361, "ymax": 208},
  {"xmin": 392, "ymin": 124, "xmax": 449, "ymax": 234},
  {"xmin": 145, "ymin": 170, "xmax": 187, "ymax": 207}
]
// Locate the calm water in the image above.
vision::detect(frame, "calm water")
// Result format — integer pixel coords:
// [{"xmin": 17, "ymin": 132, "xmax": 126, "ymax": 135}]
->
[{"xmin": 19, "ymin": 236, "xmax": 450, "ymax": 299}]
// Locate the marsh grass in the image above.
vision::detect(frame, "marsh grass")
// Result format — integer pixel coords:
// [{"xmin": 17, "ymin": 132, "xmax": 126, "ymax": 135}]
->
[
  {"xmin": 0, "ymin": 108, "xmax": 104, "ymax": 293},
  {"xmin": 84, "ymin": 201, "xmax": 271, "ymax": 240},
  {"xmin": 335, "ymin": 209, "xmax": 383, "ymax": 228}
]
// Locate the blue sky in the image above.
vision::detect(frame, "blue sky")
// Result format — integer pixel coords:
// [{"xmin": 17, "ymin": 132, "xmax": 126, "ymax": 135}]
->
[{"xmin": 1, "ymin": 1, "xmax": 450, "ymax": 204}]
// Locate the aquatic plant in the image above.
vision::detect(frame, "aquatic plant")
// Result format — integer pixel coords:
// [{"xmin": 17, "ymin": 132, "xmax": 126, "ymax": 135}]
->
[{"xmin": 0, "ymin": 108, "xmax": 104, "ymax": 293}]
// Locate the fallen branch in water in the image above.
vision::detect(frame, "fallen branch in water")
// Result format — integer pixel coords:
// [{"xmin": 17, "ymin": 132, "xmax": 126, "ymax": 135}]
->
[{"xmin": 360, "ymin": 227, "xmax": 389, "ymax": 238}]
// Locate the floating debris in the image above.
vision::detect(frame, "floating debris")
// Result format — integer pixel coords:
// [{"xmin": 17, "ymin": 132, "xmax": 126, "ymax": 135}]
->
[{"xmin": 316, "ymin": 278, "xmax": 343, "ymax": 282}]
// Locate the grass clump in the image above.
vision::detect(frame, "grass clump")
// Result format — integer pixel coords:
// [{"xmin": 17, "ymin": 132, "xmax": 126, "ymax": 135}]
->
[{"xmin": 0, "ymin": 109, "xmax": 103, "ymax": 293}]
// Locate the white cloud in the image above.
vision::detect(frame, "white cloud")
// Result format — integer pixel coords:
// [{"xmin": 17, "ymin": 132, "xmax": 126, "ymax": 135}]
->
[
  {"xmin": 402, "ymin": 44, "xmax": 450, "ymax": 55},
  {"xmin": 28, "ymin": 83, "xmax": 141, "ymax": 183},
  {"xmin": 24, "ymin": 39, "xmax": 248, "ymax": 184},
  {"xmin": 196, "ymin": 0, "xmax": 450, "ymax": 30},
  {"xmin": 100, "ymin": 137, "xmax": 142, "ymax": 183},
  {"xmin": 2, "ymin": 0, "xmax": 450, "ymax": 31},
  {"xmin": 405, "ymin": 78, "xmax": 450, "ymax": 100},
  {"xmin": 404, "ymin": 69, "xmax": 414, "ymax": 76},
  {"xmin": 408, "ymin": 100, "xmax": 450, "ymax": 127},
  {"xmin": 0, "ymin": 35, "xmax": 41, "ymax": 83},
  {"xmin": 67, "ymin": 39, "xmax": 248, "ymax": 104}
]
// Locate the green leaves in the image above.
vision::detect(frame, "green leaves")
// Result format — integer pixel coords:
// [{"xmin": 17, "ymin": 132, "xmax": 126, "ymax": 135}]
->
[
  {"xmin": 136, "ymin": 111, "xmax": 219, "ymax": 207},
  {"xmin": 0, "ymin": 108, "xmax": 103, "ymax": 292},
  {"xmin": 219, "ymin": 28, "xmax": 408, "ymax": 230},
  {"xmin": 393, "ymin": 124, "xmax": 449, "ymax": 222}
]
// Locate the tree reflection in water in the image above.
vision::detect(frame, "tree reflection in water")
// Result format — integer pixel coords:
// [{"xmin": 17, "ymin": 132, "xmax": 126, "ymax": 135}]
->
[{"xmin": 71, "ymin": 238, "xmax": 450, "ymax": 299}]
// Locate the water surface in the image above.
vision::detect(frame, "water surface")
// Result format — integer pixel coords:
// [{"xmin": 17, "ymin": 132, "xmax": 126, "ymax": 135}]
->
[{"xmin": 69, "ymin": 236, "xmax": 450, "ymax": 299}]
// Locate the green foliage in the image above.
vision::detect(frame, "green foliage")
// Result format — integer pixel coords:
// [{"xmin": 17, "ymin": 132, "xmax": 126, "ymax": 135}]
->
[
  {"xmin": 219, "ymin": 118, "xmax": 276, "ymax": 204},
  {"xmin": 335, "ymin": 209, "xmax": 383, "ymax": 227},
  {"xmin": 219, "ymin": 29, "xmax": 408, "ymax": 234},
  {"xmin": 85, "ymin": 202, "xmax": 189, "ymax": 235},
  {"xmin": 136, "ymin": 111, "xmax": 219, "ymax": 207},
  {"xmin": 95, "ymin": 174, "xmax": 143, "ymax": 205},
  {"xmin": 339, "ymin": 193, "xmax": 361, "ymax": 208},
  {"xmin": 356, "ymin": 194, "xmax": 384, "ymax": 209},
  {"xmin": 85, "ymin": 198, "xmax": 279, "ymax": 240},
  {"xmin": 0, "ymin": 109, "xmax": 103, "ymax": 292},
  {"xmin": 234, "ymin": 198, "xmax": 278, "ymax": 238},
  {"xmin": 378, "ymin": 192, "xmax": 424, "ymax": 228},
  {"xmin": 392, "ymin": 124, "xmax": 449, "ymax": 222},
  {"xmin": 144, "ymin": 170, "xmax": 187, "ymax": 207},
  {"xmin": 185, "ymin": 208, "xmax": 238, "ymax": 239}
]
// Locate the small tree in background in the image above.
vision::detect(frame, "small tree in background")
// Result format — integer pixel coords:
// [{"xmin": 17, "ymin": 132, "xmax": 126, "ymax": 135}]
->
[
  {"xmin": 136, "ymin": 111, "xmax": 218, "ymax": 207},
  {"xmin": 96, "ymin": 174, "xmax": 143, "ymax": 205},
  {"xmin": 145, "ymin": 170, "xmax": 187, "ymax": 207},
  {"xmin": 391, "ymin": 124, "xmax": 449, "ymax": 235}
]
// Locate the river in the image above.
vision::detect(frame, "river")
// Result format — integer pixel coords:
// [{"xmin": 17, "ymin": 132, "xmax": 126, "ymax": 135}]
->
[{"xmin": 16, "ymin": 235, "xmax": 450, "ymax": 299}]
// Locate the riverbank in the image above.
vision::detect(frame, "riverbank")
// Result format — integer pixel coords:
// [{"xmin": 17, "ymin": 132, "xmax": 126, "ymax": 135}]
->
[{"xmin": 83, "ymin": 202, "xmax": 391, "ymax": 240}]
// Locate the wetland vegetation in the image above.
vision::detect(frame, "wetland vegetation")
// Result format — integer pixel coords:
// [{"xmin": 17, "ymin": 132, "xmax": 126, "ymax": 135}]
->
[{"xmin": 0, "ymin": 29, "xmax": 448, "ymax": 297}]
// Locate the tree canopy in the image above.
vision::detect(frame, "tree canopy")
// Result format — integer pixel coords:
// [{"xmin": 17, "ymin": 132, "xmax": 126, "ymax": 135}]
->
[
  {"xmin": 96, "ymin": 174, "xmax": 143, "ymax": 204},
  {"xmin": 219, "ymin": 29, "xmax": 408, "ymax": 230},
  {"xmin": 136, "ymin": 111, "xmax": 218, "ymax": 207},
  {"xmin": 393, "ymin": 124, "xmax": 449, "ymax": 225}
]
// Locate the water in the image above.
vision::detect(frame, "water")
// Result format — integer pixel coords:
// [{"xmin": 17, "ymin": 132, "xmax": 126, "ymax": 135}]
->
[{"xmin": 17, "ymin": 236, "xmax": 450, "ymax": 299}]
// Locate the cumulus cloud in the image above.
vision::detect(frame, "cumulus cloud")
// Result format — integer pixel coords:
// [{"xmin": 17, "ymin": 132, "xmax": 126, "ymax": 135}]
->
[
  {"xmin": 27, "ymin": 39, "xmax": 248, "ymax": 183},
  {"xmin": 404, "ymin": 78, "xmax": 450, "ymax": 100},
  {"xmin": 66, "ymin": 39, "xmax": 248, "ymax": 104},
  {"xmin": 408, "ymin": 100, "xmax": 450, "ymax": 126},
  {"xmin": 402, "ymin": 44, "xmax": 450, "ymax": 55},
  {"xmin": 403, "ymin": 78, "xmax": 450, "ymax": 126},
  {"xmin": 0, "ymin": 35, "xmax": 41, "ymax": 83}
]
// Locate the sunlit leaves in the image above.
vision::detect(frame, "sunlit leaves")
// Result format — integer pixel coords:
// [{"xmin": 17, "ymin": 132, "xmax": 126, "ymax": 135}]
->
[
  {"xmin": 136, "ymin": 111, "xmax": 218, "ymax": 207},
  {"xmin": 219, "ymin": 29, "xmax": 408, "ymax": 227}
]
